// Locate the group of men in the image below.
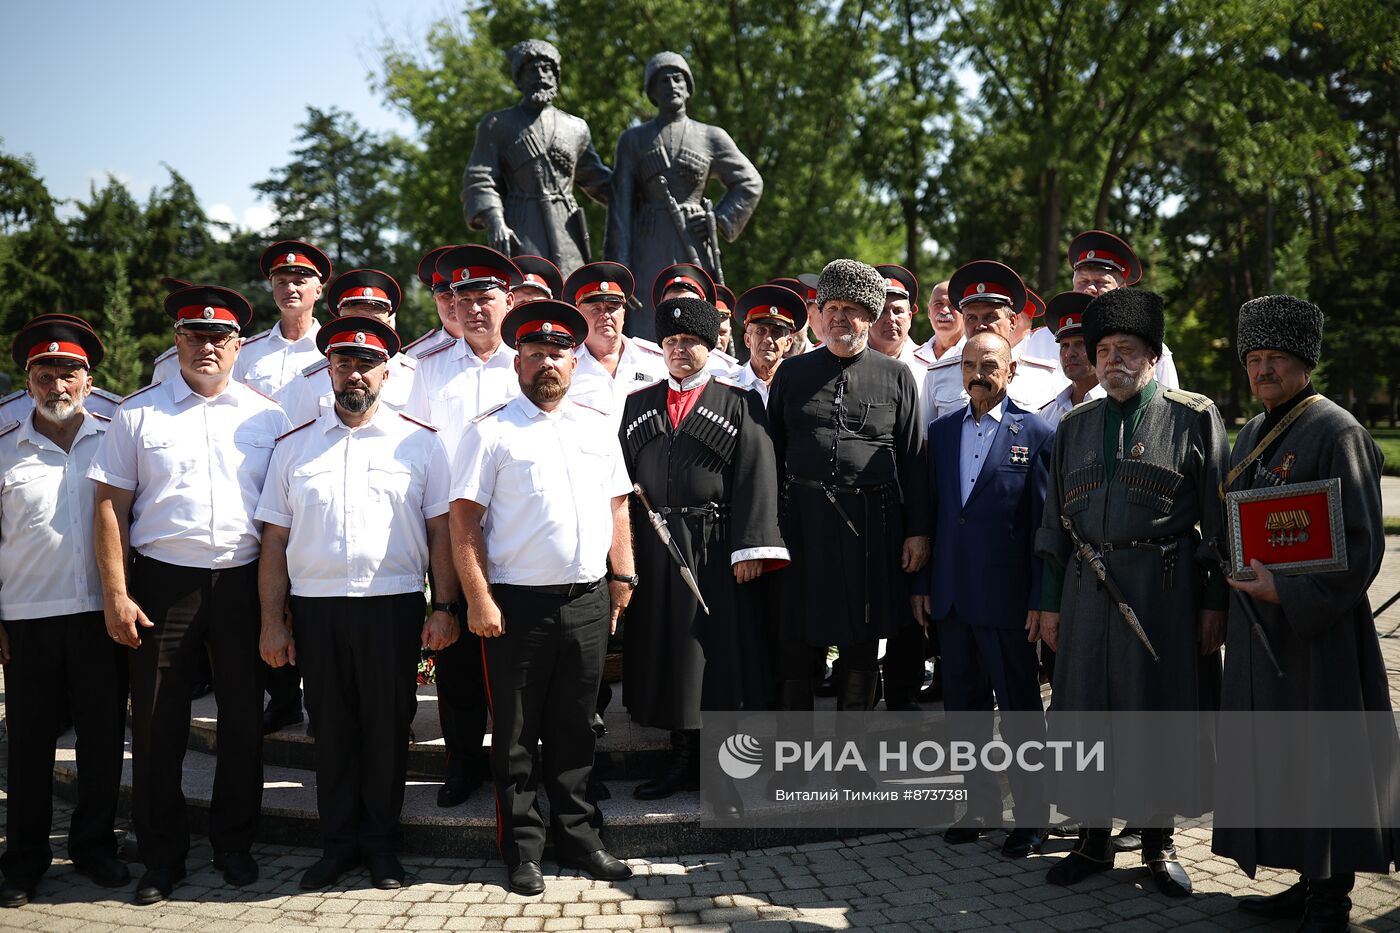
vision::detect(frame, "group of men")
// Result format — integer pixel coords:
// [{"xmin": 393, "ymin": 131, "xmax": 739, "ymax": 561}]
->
[{"xmin": 0, "ymin": 227, "xmax": 1393, "ymax": 932}]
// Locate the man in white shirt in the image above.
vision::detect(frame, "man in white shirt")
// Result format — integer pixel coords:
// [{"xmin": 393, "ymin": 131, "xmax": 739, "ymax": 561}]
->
[
  {"xmin": 564, "ymin": 261, "xmax": 667, "ymax": 426},
  {"xmin": 869, "ymin": 264, "xmax": 927, "ymax": 385},
  {"xmin": 511, "ymin": 254, "xmax": 564, "ymax": 306},
  {"xmin": 257, "ymin": 317, "xmax": 458, "ymax": 892},
  {"xmin": 404, "ymin": 244, "xmax": 522, "ymax": 808},
  {"xmin": 89, "ymin": 284, "xmax": 291, "ymax": 905},
  {"xmin": 1036, "ymin": 292, "xmax": 1107, "ymax": 429},
  {"xmin": 0, "ymin": 316, "xmax": 122, "ymax": 424},
  {"xmin": 730, "ymin": 284, "xmax": 806, "ymax": 406},
  {"xmin": 450, "ymin": 299, "xmax": 635, "ymax": 897},
  {"xmin": 0, "ymin": 317, "xmax": 128, "ymax": 908},
  {"xmin": 401, "ymin": 245, "xmax": 463, "ymax": 359},
  {"xmin": 919, "ymin": 280, "xmax": 968, "ymax": 428}
]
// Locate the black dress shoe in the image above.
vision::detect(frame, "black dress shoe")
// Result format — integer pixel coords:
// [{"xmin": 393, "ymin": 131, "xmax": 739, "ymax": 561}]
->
[
  {"xmin": 1239, "ymin": 878, "xmax": 1308, "ymax": 917},
  {"xmin": 365, "ymin": 853, "xmax": 404, "ymax": 890},
  {"xmin": 0, "ymin": 879, "xmax": 35, "ymax": 908},
  {"xmin": 1296, "ymin": 873, "xmax": 1353, "ymax": 933},
  {"xmin": 73, "ymin": 855, "xmax": 131, "ymax": 887},
  {"xmin": 133, "ymin": 866, "xmax": 184, "ymax": 906},
  {"xmin": 300, "ymin": 854, "xmax": 360, "ymax": 890},
  {"xmin": 508, "ymin": 860, "xmax": 545, "ymax": 896},
  {"xmin": 1046, "ymin": 830, "xmax": 1113, "ymax": 887},
  {"xmin": 436, "ymin": 775, "xmax": 480, "ymax": 808},
  {"xmin": 1047, "ymin": 817, "xmax": 1081, "ymax": 838},
  {"xmin": 1145, "ymin": 846, "xmax": 1192, "ymax": 898},
  {"xmin": 262, "ymin": 704, "xmax": 304, "ymax": 735},
  {"xmin": 943, "ymin": 816, "xmax": 988, "ymax": 845},
  {"xmin": 213, "ymin": 851, "xmax": 258, "ymax": 887},
  {"xmin": 1113, "ymin": 826, "xmax": 1144, "ymax": 851},
  {"xmin": 1001, "ymin": 827, "xmax": 1047, "ymax": 859},
  {"xmin": 560, "ymin": 849, "xmax": 632, "ymax": 882}
]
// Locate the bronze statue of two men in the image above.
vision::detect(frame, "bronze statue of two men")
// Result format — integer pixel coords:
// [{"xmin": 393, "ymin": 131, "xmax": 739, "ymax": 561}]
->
[{"xmin": 462, "ymin": 42, "xmax": 763, "ymax": 341}]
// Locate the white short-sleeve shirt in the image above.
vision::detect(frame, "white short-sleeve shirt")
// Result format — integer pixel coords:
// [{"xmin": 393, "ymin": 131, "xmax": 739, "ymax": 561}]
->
[
  {"xmin": 566, "ymin": 337, "xmax": 668, "ymax": 430},
  {"xmin": 404, "ymin": 338, "xmax": 520, "ymax": 461},
  {"xmin": 256, "ymin": 404, "xmax": 450, "ymax": 598},
  {"xmin": 87, "ymin": 376, "xmax": 291, "ymax": 569},
  {"xmin": 231, "ymin": 319, "xmax": 323, "ymax": 397},
  {"xmin": 275, "ymin": 353, "xmax": 417, "ymax": 427},
  {"xmin": 451, "ymin": 396, "xmax": 631, "ymax": 586},
  {"xmin": 0, "ymin": 410, "xmax": 109, "ymax": 619}
]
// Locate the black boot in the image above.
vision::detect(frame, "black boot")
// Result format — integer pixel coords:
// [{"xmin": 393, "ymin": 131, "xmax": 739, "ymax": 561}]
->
[
  {"xmin": 778, "ymin": 679, "xmax": 814, "ymax": 712},
  {"xmin": 1239, "ymin": 876, "xmax": 1307, "ymax": 917},
  {"xmin": 1296, "ymin": 872, "xmax": 1353, "ymax": 933},
  {"xmin": 836, "ymin": 668, "xmax": 879, "ymax": 712},
  {"xmin": 1142, "ymin": 827, "xmax": 1191, "ymax": 897},
  {"xmin": 634, "ymin": 730, "xmax": 699, "ymax": 800},
  {"xmin": 767, "ymin": 680, "xmax": 814, "ymax": 795},
  {"xmin": 837, "ymin": 669, "xmax": 880, "ymax": 792},
  {"xmin": 1046, "ymin": 828, "xmax": 1113, "ymax": 886}
]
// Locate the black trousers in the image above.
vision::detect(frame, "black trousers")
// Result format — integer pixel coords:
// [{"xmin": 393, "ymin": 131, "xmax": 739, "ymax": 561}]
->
[
  {"xmin": 1, "ymin": 612, "xmax": 126, "ymax": 884},
  {"xmin": 128, "ymin": 555, "xmax": 264, "ymax": 869},
  {"xmin": 434, "ymin": 617, "xmax": 488, "ymax": 782},
  {"xmin": 936, "ymin": 613, "xmax": 1049, "ymax": 825},
  {"xmin": 292, "ymin": 593, "xmax": 422, "ymax": 858},
  {"xmin": 483, "ymin": 583, "xmax": 608, "ymax": 867}
]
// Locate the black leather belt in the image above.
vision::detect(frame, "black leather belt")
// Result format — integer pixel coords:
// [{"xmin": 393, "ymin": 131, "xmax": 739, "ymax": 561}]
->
[
  {"xmin": 499, "ymin": 578, "xmax": 605, "ymax": 598},
  {"xmin": 786, "ymin": 475, "xmax": 878, "ymax": 496},
  {"xmin": 657, "ymin": 502, "xmax": 726, "ymax": 516},
  {"xmin": 1099, "ymin": 533, "xmax": 1186, "ymax": 554}
]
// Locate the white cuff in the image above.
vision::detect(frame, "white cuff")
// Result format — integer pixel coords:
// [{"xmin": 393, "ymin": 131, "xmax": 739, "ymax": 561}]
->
[{"xmin": 731, "ymin": 546, "xmax": 790, "ymax": 565}]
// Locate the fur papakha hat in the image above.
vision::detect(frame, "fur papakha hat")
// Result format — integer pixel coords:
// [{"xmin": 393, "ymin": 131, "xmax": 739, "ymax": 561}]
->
[
  {"xmin": 655, "ymin": 296, "xmax": 720, "ymax": 350},
  {"xmin": 1235, "ymin": 295, "xmax": 1323, "ymax": 368},
  {"xmin": 815, "ymin": 259, "xmax": 887, "ymax": 321},
  {"xmin": 1082, "ymin": 287, "xmax": 1164, "ymax": 362}
]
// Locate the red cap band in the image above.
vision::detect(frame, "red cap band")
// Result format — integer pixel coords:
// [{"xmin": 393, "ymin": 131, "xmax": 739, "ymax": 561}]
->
[
  {"xmin": 1074, "ymin": 249, "xmax": 1126, "ymax": 273},
  {"xmin": 338, "ymin": 285, "xmax": 392, "ymax": 308},
  {"xmin": 664, "ymin": 275, "xmax": 703, "ymax": 296},
  {"xmin": 515, "ymin": 320, "xmax": 574, "ymax": 342},
  {"xmin": 270, "ymin": 252, "xmax": 320, "ymax": 275},
  {"xmin": 175, "ymin": 304, "xmax": 241, "ymax": 326},
  {"xmin": 805, "ymin": 288, "xmax": 818, "ymax": 301},
  {"xmin": 27, "ymin": 340, "xmax": 88, "ymax": 366},
  {"xmin": 517, "ymin": 273, "xmax": 552, "ymax": 296},
  {"xmin": 885, "ymin": 278, "xmax": 910, "ymax": 297},
  {"xmin": 745, "ymin": 306, "xmax": 796, "ymax": 328},
  {"xmin": 326, "ymin": 329, "xmax": 390, "ymax": 357},
  {"xmin": 453, "ymin": 266, "xmax": 509, "ymax": 289},
  {"xmin": 575, "ymin": 280, "xmax": 623, "ymax": 304},
  {"xmin": 959, "ymin": 281, "xmax": 1013, "ymax": 306},
  {"xmin": 1059, "ymin": 313, "xmax": 1082, "ymax": 330},
  {"xmin": 715, "ymin": 299, "xmax": 731, "ymax": 315}
]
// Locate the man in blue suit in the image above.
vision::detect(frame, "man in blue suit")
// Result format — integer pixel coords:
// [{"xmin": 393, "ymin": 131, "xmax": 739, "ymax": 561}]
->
[{"xmin": 913, "ymin": 330, "xmax": 1052, "ymax": 859}]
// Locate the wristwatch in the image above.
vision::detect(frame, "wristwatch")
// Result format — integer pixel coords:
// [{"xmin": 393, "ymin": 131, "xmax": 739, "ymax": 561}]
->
[
  {"xmin": 430, "ymin": 600, "xmax": 460, "ymax": 614},
  {"xmin": 607, "ymin": 573, "xmax": 640, "ymax": 589}
]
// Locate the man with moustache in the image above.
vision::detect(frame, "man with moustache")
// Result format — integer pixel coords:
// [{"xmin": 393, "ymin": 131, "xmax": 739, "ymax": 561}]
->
[
  {"xmin": 916, "ymin": 279, "xmax": 967, "ymax": 424},
  {"xmin": 405, "ymin": 245, "xmax": 522, "ymax": 808},
  {"xmin": 620, "ymin": 296, "xmax": 787, "ymax": 803},
  {"xmin": 462, "ymin": 40, "xmax": 611, "ymax": 279},
  {"xmin": 258, "ymin": 317, "xmax": 458, "ymax": 891},
  {"xmin": 767, "ymin": 259, "xmax": 929, "ymax": 713},
  {"xmin": 0, "ymin": 317, "xmax": 122, "ymax": 422},
  {"xmin": 564, "ymin": 261, "xmax": 668, "ymax": 426},
  {"xmin": 0, "ymin": 317, "xmax": 128, "ymax": 907},
  {"xmin": 90, "ymin": 285, "xmax": 291, "ymax": 904},
  {"xmin": 151, "ymin": 241, "xmax": 331, "ymax": 389},
  {"xmin": 1036, "ymin": 292, "xmax": 1106, "ymax": 429},
  {"xmin": 912, "ymin": 332, "xmax": 1052, "ymax": 858},
  {"xmin": 1212, "ymin": 296, "xmax": 1397, "ymax": 933},
  {"xmin": 1035, "ymin": 288, "xmax": 1228, "ymax": 897},
  {"xmin": 730, "ymin": 284, "xmax": 806, "ymax": 406},
  {"xmin": 450, "ymin": 300, "xmax": 636, "ymax": 896},
  {"xmin": 606, "ymin": 52, "xmax": 763, "ymax": 341}
]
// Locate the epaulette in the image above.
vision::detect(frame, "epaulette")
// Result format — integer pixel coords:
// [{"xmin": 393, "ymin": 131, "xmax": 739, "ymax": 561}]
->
[
  {"xmin": 121, "ymin": 383, "xmax": 161, "ymax": 404},
  {"xmin": 712, "ymin": 348, "xmax": 738, "ymax": 366},
  {"xmin": 627, "ymin": 378, "xmax": 663, "ymax": 395},
  {"xmin": 90, "ymin": 411, "xmax": 111, "ymax": 423},
  {"xmin": 418, "ymin": 339, "xmax": 456, "ymax": 361},
  {"xmin": 153, "ymin": 345, "xmax": 177, "ymax": 364},
  {"xmin": 1059, "ymin": 397, "xmax": 1105, "ymax": 423},
  {"xmin": 401, "ymin": 329, "xmax": 442, "ymax": 353},
  {"xmin": 243, "ymin": 382, "xmax": 277, "ymax": 403},
  {"xmin": 630, "ymin": 337, "xmax": 663, "ymax": 356},
  {"xmin": 276, "ymin": 419, "xmax": 317, "ymax": 442},
  {"xmin": 926, "ymin": 353, "xmax": 961, "ymax": 371},
  {"xmin": 241, "ymin": 328, "xmax": 272, "ymax": 345},
  {"xmin": 912, "ymin": 342, "xmax": 935, "ymax": 365},
  {"xmin": 1162, "ymin": 387, "xmax": 1214, "ymax": 412},
  {"xmin": 301, "ymin": 359, "xmax": 331, "ymax": 377},
  {"xmin": 472, "ymin": 402, "xmax": 508, "ymax": 423},
  {"xmin": 0, "ymin": 421, "xmax": 19, "ymax": 438},
  {"xmin": 395, "ymin": 353, "xmax": 417, "ymax": 371},
  {"xmin": 1017, "ymin": 354, "xmax": 1058, "ymax": 371},
  {"xmin": 1, "ymin": 389, "xmax": 26, "ymax": 405},
  {"xmin": 398, "ymin": 412, "xmax": 437, "ymax": 432},
  {"xmin": 90, "ymin": 387, "xmax": 123, "ymax": 402},
  {"xmin": 714, "ymin": 376, "xmax": 746, "ymax": 391},
  {"xmin": 571, "ymin": 398, "xmax": 608, "ymax": 416}
]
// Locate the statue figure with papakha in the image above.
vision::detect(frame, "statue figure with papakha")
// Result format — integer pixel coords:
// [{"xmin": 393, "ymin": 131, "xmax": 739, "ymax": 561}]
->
[
  {"xmin": 460, "ymin": 39, "xmax": 612, "ymax": 280},
  {"xmin": 605, "ymin": 51, "xmax": 764, "ymax": 341}
]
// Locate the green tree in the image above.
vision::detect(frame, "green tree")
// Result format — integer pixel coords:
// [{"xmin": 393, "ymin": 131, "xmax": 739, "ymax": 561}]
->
[{"xmin": 101, "ymin": 252, "xmax": 143, "ymax": 394}]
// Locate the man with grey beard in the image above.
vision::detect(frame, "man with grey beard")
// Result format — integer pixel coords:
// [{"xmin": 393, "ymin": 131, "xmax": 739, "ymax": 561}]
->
[
  {"xmin": 257, "ymin": 316, "xmax": 457, "ymax": 892},
  {"xmin": 0, "ymin": 316, "xmax": 129, "ymax": 908},
  {"xmin": 462, "ymin": 39, "xmax": 612, "ymax": 279},
  {"xmin": 1035, "ymin": 287, "xmax": 1228, "ymax": 898}
]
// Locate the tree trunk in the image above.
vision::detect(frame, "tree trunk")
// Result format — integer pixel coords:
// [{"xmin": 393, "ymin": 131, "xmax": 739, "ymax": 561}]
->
[{"xmin": 1036, "ymin": 168, "xmax": 1061, "ymax": 294}]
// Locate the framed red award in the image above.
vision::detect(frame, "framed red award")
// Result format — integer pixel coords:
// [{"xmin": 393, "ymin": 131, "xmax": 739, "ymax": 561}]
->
[{"xmin": 1225, "ymin": 478, "xmax": 1347, "ymax": 580}]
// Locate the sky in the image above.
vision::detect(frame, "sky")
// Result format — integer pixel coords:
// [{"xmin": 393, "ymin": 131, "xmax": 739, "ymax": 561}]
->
[{"xmin": 2, "ymin": 0, "xmax": 459, "ymax": 230}]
